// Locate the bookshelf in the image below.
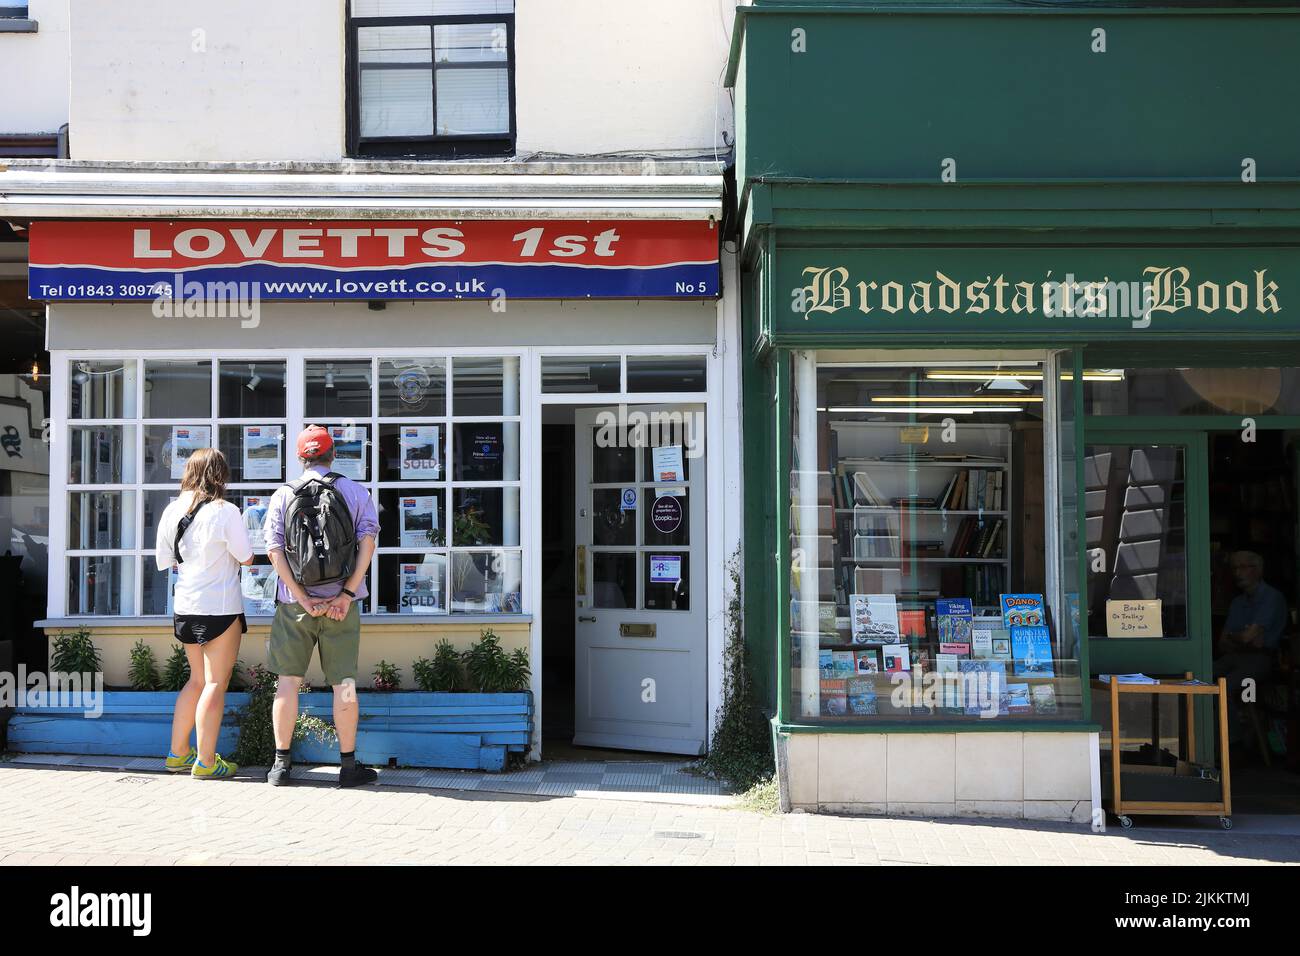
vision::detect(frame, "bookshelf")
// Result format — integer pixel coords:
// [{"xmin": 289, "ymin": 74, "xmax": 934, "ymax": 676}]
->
[{"xmin": 828, "ymin": 421, "xmax": 1013, "ymax": 622}]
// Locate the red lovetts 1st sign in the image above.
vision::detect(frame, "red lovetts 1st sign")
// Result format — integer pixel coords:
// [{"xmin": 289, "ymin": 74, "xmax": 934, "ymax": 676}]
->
[{"xmin": 27, "ymin": 219, "xmax": 720, "ymax": 301}]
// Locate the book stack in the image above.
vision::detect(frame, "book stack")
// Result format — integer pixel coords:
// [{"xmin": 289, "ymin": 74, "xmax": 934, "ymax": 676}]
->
[
  {"xmin": 948, "ymin": 516, "xmax": 1005, "ymax": 558},
  {"xmin": 937, "ymin": 467, "xmax": 1005, "ymax": 511}
]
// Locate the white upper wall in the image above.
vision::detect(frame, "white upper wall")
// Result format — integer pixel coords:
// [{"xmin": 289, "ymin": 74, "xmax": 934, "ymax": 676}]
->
[
  {"xmin": 67, "ymin": 0, "xmax": 346, "ymax": 162},
  {"xmin": 59, "ymin": 0, "xmax": 732, "ymax": 162},
  {"xmin": 0, "ymin": 0, "xmax": 70, "ymax": 134},
  {"xmin": 514, "ymin": 0, "xmax": 733, "ymax": 157}
]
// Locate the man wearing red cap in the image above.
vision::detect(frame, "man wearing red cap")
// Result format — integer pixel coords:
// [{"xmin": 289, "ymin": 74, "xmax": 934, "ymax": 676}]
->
[{"xmin": 263, "ymin": 425, "xmax": 380, "ymax": 787}]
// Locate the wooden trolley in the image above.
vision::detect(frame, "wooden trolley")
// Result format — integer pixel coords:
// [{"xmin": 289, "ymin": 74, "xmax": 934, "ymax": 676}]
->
[{"xmin": 1092, "ymin": 673, "xmax": 1232, "ymax": 830}]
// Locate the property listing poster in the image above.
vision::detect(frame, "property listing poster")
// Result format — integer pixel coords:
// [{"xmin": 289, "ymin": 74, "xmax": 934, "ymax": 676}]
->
[
  {"xmin": 329, "ymin": 425, "xmax": 367, "ymax": 480},
  {"xmin": 400, "ymin": 495, "xmax": 438, "ymax": 548},
  {"xmin": 400, "ymin": 425, "xmax": 441, "ymax": 480},
  {"xmin": 169, "ymin": 426, "xmax": 210, "ymax": 480},
  {"xmin": 242, "ymin": 425, "xmax": 282, "ymax": 480},
  {"xmin": 400, "ymin": 561, "xmax": 442, "ymax": 614}
]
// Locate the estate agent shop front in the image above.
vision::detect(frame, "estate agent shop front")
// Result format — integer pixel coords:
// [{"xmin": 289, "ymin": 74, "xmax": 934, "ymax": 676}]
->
[{"xmin": 14, "ymin": 163, "xmax": 742, "ymax": 760}]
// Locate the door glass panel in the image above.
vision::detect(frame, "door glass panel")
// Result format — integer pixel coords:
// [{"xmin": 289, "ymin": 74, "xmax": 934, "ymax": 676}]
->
[
  {"xmin": 592, "ymin": 429, "xmax": 635, "ymax": 483},
  {"xmin": 592, "ymin": 551, "xmax": 635, "ymax": 609},
  {"xmin": 643, "ymin": 489, "xmax": 688, "ymax": 547},
  {"xmin": 644, "ymin": 551, "xmax": 689, "ymax": 611},
  {"xmin": 593, "ymin": 489, "xmax": 635, "ymax": 546},
  {"xmin": 1085, "ymin": 443, "xmax": 1189, "ymax": 639}
]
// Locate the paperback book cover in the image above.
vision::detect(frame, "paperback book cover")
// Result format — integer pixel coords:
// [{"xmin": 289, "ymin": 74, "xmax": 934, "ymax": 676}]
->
[
  {"xmin": 898, "ymin": 608, "xmax": 928, "ymax": 640},
  {"xmin": 820, "ymin": 679, "xmax": 848, "ymax": 717},
  {"xmin": 849, "ymin": 593, "xmax": 900, "ymax": 644},
  {"xmin": 818, "ymin": 648, "xmax": 835, "ymax": 680},
  {"xmin": 882, "ymin": 643, "xmax": 910, "ymax": 673},
  {"xmin": 831, "ymin": 651, "xmax": 856, "ymax": 678},
  {"xmin": 1006, "ymin": 682, "xmax": 1032, "ymax": 714},
  {"xmin": 846, "ymin": 676, "xmax": 878, "ymax": 716},
  {"xmin": 1031, "ymin": 684, "xmax": 1059, "ymax": 715},
  {"xmin": 854, "ymin": 648, "xmax": 880, "ymax": 674},
  {"xmin": 971, "ymin": 615, "xmax": 1005, "ymax": 658},
  {"xmin": 936, "ymin": 653, "xmax": 962, "ymax": 711},
  {"xmin": 1001, "ymin": 592, "xmax": 1046, "ymax": 628},
  {"xmin": 959, "ymin": 659, "xmax": 1007, "ymax": 717},
  {"xmin": 1011, "ymin": 625, "xmax": 1055, "ymax": 677},
  {"xmin": 940, "ymin": 642, "xmax": 971, "ymax": 658},
  {"xmin": 936, "ymin": 597, "xmax": 973, "ymax": 646}
]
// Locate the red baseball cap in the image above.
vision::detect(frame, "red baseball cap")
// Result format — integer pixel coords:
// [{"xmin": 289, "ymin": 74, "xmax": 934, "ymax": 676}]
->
[{"xmin": 296, "ymin": 425, "xmax": 334, "ymax": 460}]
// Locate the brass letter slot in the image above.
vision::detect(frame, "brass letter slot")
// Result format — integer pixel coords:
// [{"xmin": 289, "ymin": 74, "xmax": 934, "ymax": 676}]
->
[
  {"xmin": 620, "ymin": 622, "xmax": 656, "ymax": 638},
  {"xmin": 576, "ymin": 545, "xmax": 587, "ymax": 597}
]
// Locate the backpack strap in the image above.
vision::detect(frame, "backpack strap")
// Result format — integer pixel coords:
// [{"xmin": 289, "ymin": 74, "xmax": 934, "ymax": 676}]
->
[{"xmin": 172, "ymin": 499, "xmax": 208, "ymax": 565}]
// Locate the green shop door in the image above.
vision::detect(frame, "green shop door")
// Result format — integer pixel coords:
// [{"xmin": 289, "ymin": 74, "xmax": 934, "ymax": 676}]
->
[{"xmin": 1083, "ymin": 431, "xmax": 1212, "ymax": 683}]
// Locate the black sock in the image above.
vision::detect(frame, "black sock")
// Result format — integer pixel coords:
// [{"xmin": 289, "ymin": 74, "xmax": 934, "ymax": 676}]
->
[
  {"xmin": 273, "ymin": 749, "xmax": 291, "ymax": 767},
  {"xmin": 341, "ymin": 751, "xmax": 356, "ymax": 770}
]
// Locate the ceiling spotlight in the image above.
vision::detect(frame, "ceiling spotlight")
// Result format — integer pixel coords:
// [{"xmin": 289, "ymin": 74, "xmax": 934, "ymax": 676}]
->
[
  {"xmin": 325, "ymin": 363, "xmax": 336, "ymax": 389},
  {"xmin": 245, "ymin": 363, "xmax": 262, "ymax": 391}
]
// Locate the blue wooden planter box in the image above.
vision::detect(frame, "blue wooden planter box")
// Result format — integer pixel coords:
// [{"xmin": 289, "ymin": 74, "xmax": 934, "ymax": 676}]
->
[{"xmin": 7, "ymin": 690, "xmax": 533, "ymax": 772}]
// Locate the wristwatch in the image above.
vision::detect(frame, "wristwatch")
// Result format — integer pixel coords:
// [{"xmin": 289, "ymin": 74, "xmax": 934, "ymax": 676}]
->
[{"xmin": 340, "ymin": 586, "xmax": 356, "ymax": 599}]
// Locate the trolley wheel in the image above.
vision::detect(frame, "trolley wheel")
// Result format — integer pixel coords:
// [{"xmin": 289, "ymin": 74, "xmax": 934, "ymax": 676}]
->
[
  {"xmin": 1219, "ymin": 816, "xmax": 1233, "ymax": 830},
  {"xmin": 1118, "ymin": 815, "xmax": 1135, "ymax": 830}
]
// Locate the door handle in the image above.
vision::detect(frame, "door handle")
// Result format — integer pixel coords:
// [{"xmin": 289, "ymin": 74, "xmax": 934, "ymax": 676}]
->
[{"xmin": 578, "ymin": 615, "xmax": 597, "ymax": 623}]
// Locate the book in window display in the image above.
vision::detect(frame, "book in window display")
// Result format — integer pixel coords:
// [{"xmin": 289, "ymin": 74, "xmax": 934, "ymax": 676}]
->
[
  {"xmin": 846, "ymin": 676, "xmax": 878, "ymax": 716},
  {"xmin": 1031, "ymin": 684, "xmax": 1058, "ymax": 715},
  {"xmin": 971, "ymin": 614, "xmax": 1006, "ymax": 658},
  {"xmin": 854, "ymin": 647, "xmax": 880, "ymax": 674},
  {"xmin": 935, "ymin": 597, "xmax": 973, "ymax": 656},
  {"xmin": 1011, "ymin": 625, "xmax": 1055, "ymax": 678},
  {"xmin": 849, "ymin": 592, "xmax": 899, "ymax": 644},
  {"xmin": 1000, "ymin": 592, "xmax": 1046, "ymax": 628},
  {"xmin": 882, "ymin": 642, "xmax": 910, "ymax": 673},
  {"xmin": 959, "ymin": 659, "xmax": 1008, "ymax": 717},
  {"xmin": 820, "ymin": 678, "xmax": 848, "ymax": 717},
  {"xmin": 1006, "ymin": 682, "xmax": 1032, "ymax": 715}
]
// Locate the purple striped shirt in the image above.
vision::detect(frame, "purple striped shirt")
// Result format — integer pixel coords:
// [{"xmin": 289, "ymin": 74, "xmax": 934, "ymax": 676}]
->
[{"xmin": 265, "ymin": 464, "xmax": 379, "ymax": 603}]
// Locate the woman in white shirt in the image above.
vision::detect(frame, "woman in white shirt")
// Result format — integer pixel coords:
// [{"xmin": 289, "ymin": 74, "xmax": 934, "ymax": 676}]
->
[{"xmin": 154, "ymin": 448, "xmax": 254, "ymax": 780}]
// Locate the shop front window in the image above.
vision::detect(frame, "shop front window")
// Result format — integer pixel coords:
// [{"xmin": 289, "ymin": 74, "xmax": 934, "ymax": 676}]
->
[
  {"xmin": 65, "ymin": 358, "xmax": 286, "ymax": 617},
  {"xmin": 62, "ymin": 354, "xmax": 524, "ymax": 618},
  {"xmin": 788, "ymin": 357, "xmax": 1083, "ymax": 722},
  {"xmin": 1083, "ymin": 367, "xmax": 1300, "ymax": 417},
  {"xmin": 364, "ymin": 354, "xmax": 522, "ymax": 616}
]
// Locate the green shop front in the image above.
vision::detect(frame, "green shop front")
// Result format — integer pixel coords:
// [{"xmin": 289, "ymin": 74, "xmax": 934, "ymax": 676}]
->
[{"xmin": 729, "ymin": 1, "xmax": 1300, "ymax": 821}]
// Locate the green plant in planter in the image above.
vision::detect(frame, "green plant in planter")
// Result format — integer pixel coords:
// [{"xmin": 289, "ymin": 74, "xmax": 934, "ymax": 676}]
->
[
  {"xmin": 434, "ymin": 639, "xmax": 466, "ymax": 691},
  {"xmin": 413, "ymin": 640, "xmax": 465, "ymax": 692},
  {"xmin": 233, "ymin": 664, "xmax": 337, "ymax": 767},
  {"xmin": 127, "ymin": 640, "xmax": 160, "ymax": 691},
  {"xmin": 50, "ymin": 628, "xmax": 101, "ymax": 676},
  {"xmin": 464, "ymin": 630, "xmax": 530, "ymax": 693},
  {"xmin": 372, "ymin": 659, "xmax": 402, "ymax": 691},
  {"xmin": 161, "ymin": 644, "xmax": 191, "ymax": 692}
]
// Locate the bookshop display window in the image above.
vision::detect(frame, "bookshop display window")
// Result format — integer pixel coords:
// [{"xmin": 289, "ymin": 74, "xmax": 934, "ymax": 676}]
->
[{"xmin": 789, "ymin": 357, "xmax": 1083, "ymax": 723}]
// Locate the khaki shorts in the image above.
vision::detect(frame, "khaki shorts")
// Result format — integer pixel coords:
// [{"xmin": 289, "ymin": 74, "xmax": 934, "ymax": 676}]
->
[{"xmin": 267, "ymin": 601, "xmax": 361, "ymax": 687}]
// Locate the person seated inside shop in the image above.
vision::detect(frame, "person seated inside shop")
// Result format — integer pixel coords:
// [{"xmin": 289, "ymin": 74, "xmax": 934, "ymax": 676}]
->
[{"xmin": 1214, "ymin": 550, "xmax": 1288, "ymax": 741}]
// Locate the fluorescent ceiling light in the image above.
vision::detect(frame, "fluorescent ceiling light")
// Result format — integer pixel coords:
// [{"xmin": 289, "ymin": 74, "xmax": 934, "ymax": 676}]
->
[
  {"xmin": 822, "ymin": 405, "xmax": 1024, "ymax": 415},
  {"xmin": 926, "ymin": 369, "xmax": 1124, "ymax": 382},
  {"xmin": 870, "ymin": 395, "xmax": 1043, "ymax": 403}
]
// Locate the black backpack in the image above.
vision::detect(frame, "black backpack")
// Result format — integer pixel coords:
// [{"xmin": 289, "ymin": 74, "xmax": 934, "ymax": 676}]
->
[{"xmin": 282, "ymin": 472, "xmax": 357, "ymax": 588}]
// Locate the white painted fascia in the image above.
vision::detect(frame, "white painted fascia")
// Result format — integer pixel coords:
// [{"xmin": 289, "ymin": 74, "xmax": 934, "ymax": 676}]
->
[{"xmin": 0, "ymin": 167, "xmax": 725, "ymax": 220}]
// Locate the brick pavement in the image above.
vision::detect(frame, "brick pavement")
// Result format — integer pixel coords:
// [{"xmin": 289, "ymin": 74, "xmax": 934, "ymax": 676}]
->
[{"xmin": 0, "ymin": 763, "xmax": 1297, "ymax": 866}]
